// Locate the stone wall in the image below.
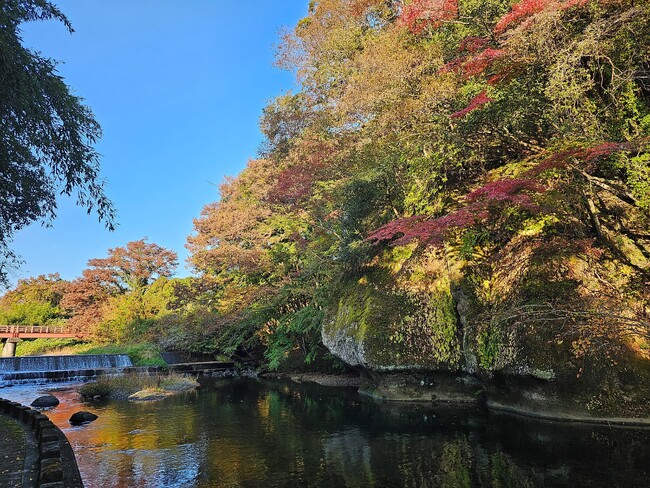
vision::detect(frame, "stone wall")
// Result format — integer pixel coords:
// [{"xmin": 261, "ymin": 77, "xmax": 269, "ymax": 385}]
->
[{"xmin": 0, "ymin": 398, "xmax": 83, "ymax": 487}]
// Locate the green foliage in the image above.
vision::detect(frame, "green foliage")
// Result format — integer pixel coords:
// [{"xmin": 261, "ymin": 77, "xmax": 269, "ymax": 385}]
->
[
  {"xmin": 0, "ymin": 301, "xmax": 63, "ymax": 326},
  {"xmin": 459, "ymin": 228, "xmax": 490, "ymax": 260},
  {"xmin": 81, "ymin": 343, "xmax": 166, "ymax": 367},
  {"xmin": 626, "ymin": 152, "xmax": 650, "ymax": 212},
  {"xmin": 477, "ymin": 322, "xmax": 502, "ymax": 370},
  {"xmin": 0, "ymin": 1, "xmax": 114, "ymax": 284},
  {"xmin": 264, "ymin": 304, "xmax": 324, "ymax": 370},
  {"xmin": 0, "ymin": 274, "xmax": 66, "ymax": 325}
]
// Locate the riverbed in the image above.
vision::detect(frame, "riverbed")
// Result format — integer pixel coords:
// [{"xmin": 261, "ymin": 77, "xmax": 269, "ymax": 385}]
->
[{"xmin": 2, "ymin": 377, "xmax": 649, "ymax": 487}]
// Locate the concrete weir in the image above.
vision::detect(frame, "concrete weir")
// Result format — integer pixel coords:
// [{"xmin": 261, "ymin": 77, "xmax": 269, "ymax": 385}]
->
[
  {"xmin": 0, "ymin": 355, "xmax": 235, "ymax": 387},
  {"xmin": 0, "ymin": 354, "xmax": 133, "ymax": 373},
  {"xmin": 0, "ymin": 354, "xmax": 133, "ymax": 387}
]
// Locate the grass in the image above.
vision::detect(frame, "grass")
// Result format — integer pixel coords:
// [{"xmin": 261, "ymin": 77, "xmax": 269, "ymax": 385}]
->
[
  {"xmin": 15, "ymin": 339, "xmax": 166, "ymax": 366},
  {"xmin": 79, "ymin": 373, "xmax": 199, "ymax": 400},
  {"xmin": 15, "ymin": 338, "xmax": 81, "ymax": 356}
]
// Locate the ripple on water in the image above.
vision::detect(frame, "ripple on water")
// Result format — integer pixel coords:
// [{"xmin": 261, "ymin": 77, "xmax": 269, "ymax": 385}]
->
[{"xmin": 0, "ymin": 378, "xmax": 649, "ymax": 487}]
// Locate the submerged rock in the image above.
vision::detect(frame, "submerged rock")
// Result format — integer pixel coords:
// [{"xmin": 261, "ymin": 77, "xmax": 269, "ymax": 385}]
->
[
  {"xmin": 128, "ymin": 389, "xmax": 168, "ymax": 402},
  {"xmin": 128, "ymin": 379, "xmax": 200, "ymax": 402},
  {"xmin": 70, "ymin": 411, "xmax": 98, "ymax": 425},
  {"xmin": 31, "ymin": 395, "xmax": 60, "ymax": 408}
]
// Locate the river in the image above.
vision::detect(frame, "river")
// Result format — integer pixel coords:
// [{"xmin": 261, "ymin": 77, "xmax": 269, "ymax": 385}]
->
[{"xmin": 2, "ymin": 377, "xmax": 649, "ymax": 487}]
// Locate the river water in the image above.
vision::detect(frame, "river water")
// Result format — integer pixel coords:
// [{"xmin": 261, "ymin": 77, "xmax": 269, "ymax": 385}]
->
[{"xmin": 2, "ymin": 377, "xmax": 649, "ymax": 487}]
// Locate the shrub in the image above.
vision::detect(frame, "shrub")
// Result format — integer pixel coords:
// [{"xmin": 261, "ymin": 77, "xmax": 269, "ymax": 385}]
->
[{"xmin": 79, "ymin": 373, "xmax": 198, "ymax": 399}]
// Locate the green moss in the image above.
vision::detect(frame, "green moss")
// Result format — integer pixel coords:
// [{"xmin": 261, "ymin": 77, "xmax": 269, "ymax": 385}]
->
[
  {"xmin": 477, "ymin": 323, "xmax": 502, "ymax": 370},
  {"xmin": 379, "ymin": 244, "xmax": 417, "ymax": 274},
  {"xmin": 518, "ymin": 214, "xmax": 560, "ymax": 237},
  {"xmin": 396, "ymin": 289, "xmax": 461, "ymax": 365},
  {"xmin": 330, "ymin": 278, "xmax": 397, "ymax": 344},
  {"xmin": 327, "ymin": 276, "xmax": 461, "ymax": 369}
]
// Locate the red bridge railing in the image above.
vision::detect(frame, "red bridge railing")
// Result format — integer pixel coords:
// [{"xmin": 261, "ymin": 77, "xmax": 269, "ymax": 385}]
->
[{"xmin": 0, "ymin": 325, "xmax": 79, "ymax": 339}]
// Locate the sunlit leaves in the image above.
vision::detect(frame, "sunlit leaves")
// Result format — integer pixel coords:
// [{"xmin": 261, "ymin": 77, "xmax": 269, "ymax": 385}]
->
[
  {"xmin": 399, "ymin": 0, "xmax": 459, "ymax": 34},
  {"xmin": 185, "ymin": 0, "xmax": 650, "ymax": 369}
]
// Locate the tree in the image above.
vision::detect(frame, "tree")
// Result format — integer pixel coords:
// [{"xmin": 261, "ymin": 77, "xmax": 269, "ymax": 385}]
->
[
  {"xmin": 187, "ymin": 159, "xmax": 277, "ymax": 277},
  {"xmin": 61, "ymin": 239, "xmax": 177, "ymax": 336},
  {"xmin": 60, "ymin": 270, "xmax": 110, "ymax": 335},
  {"xmin": 184, "ymin": 0, "xmax": 650, "ymax": 371},
  {"xmin": 84, "ymin": 239, "xmax": 178, "ymax": 292},
  {"xmin": 0, "ymin": 0, "xmax": 115, "ymax": 285},
  {"xmin": 0, "ymin": 273, "xmax": 66, "ymax": 325}
]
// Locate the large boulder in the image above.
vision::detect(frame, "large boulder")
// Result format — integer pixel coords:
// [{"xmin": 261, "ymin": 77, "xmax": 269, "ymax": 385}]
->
[
  {"xmin": 31, "ymin": 395, "xmax": 60, "ymax": 408},
  {"xmin": 322, "ymin": 235, "xmax": 650, "ymax": 420},
  {"xmin": 69, "ymin": 411, "xmax": 98, "ymax": 425},
  {"xmin": 323, "ymin": 246, "xmax": 469, "ymax": 374}
]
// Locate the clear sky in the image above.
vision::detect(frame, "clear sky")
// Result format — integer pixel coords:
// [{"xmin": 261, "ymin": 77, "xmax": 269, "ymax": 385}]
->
[{"xmin": 9, "ymin": 0, "xmax": 307, "ymax": 285}]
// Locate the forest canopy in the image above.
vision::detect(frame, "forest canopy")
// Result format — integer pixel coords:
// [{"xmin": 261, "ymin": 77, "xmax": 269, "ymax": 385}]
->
[
  {"xmin": 185, "ymin": 0, "xmax": 649, "ymax": 367},
  {"xmin": 3, "ymin": 0, "xmax": 649, "ymax": 373}
]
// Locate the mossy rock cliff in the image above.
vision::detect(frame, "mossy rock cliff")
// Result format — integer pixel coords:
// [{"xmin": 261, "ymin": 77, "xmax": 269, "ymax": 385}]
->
[
  {"xmin": 323, "ymin": 246, "xmax": 465, "ymax": 372},
  {"xmin": 322, "ymin": 206, "xmax": 650, "ymax": 419}
]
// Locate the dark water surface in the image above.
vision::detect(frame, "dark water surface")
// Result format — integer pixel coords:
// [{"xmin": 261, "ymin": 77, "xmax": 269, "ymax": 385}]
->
[{"xmin": 3, "ymin": 378, "xmax": 650, "ymax": 487}]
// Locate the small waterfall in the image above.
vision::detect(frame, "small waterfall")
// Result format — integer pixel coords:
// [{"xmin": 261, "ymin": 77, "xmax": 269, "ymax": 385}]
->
[{"xmin": 0, "ymin": 354, "xmax": 133, "ymax": 373}]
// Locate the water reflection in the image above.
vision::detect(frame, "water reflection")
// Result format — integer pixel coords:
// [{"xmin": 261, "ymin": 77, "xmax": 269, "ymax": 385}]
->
[{"xmin": 2, "ymin": 378, "xmax": 649, "ymax": 487}]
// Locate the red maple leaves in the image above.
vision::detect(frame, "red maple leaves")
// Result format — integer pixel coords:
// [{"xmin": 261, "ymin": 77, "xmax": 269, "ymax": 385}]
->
[
  {"xmin": 440, "ymin": 47, "xmax": 508, "ymax": 82},
  {"xmin": 367, "ymin": 178, "xmax": 545, "ymax": 246},
  {"xmin": 450, "ymin": 90, "xmax": 494, "ymax": 118},
  {"xmin": 399, "ymin": 0, "xmax": 459, "ymax": 34},
  {"xmin": 494, "ymin": 0, "xmax": 591, "ymax": 35},
  {"xmin": 367, "ymin": 138, "xmax": 637, "ymax": 248},
  {"xmin": 526, "ymin": 142, "xmax": 631, "ymax": 177}
]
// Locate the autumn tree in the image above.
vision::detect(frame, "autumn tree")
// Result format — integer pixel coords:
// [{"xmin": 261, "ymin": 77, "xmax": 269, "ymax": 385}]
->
[
  {"xmin": 60, "ymin": 270, "xmax": 111, "ymax": 335},
  {"xmin": 186, "ymin": 0, "xmax": 650, "ymax": 369},
  {"xmin": 85, "ymin": 239, "xmax": 177, "ymax": 292},
  {"xmin": 61, "ymin": 239, "xmax": 177, "ymax": 337},
  {"xmin": 188, "ymin": 159, "xmax": 277, "ymax": 278}
]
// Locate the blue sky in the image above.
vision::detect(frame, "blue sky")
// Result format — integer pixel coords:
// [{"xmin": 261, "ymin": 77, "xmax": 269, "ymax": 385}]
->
[{"xmin": 10, "ymin": 1, "xmax": 307, "ymax": 284}]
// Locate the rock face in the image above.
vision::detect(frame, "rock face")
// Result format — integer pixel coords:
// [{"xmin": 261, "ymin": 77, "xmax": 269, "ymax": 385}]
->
[
  {"xmin": 322, "ymin": 268, "xmax": 463, "ymax": 372},
  {"xmin": 322, "ymin": 238, "xmax": 650, "ymax": 421},
  {"xmin": 69, "ymin": 411, "xmax": 98, "ymax": 425},
  {"xmin": 30, "ymin": 395, "xmax": 60, "ymax": 408}
]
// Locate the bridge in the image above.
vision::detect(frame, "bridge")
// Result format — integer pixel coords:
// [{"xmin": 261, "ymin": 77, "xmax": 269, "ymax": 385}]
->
[{"xmin": 0, "ymin": 326, "xmax": 80, "ymax": 357}]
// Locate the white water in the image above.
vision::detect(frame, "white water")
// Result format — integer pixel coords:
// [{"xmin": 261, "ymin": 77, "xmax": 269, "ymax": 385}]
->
[{"xmin": 0, "ymin": 354, "xmax": 132, "ymax": 373}]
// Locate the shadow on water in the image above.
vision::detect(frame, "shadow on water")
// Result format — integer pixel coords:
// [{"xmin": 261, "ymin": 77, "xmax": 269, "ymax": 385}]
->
[{"xmin": 3, "ymin": 377, "xmax": 649, "ymax": 487}]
